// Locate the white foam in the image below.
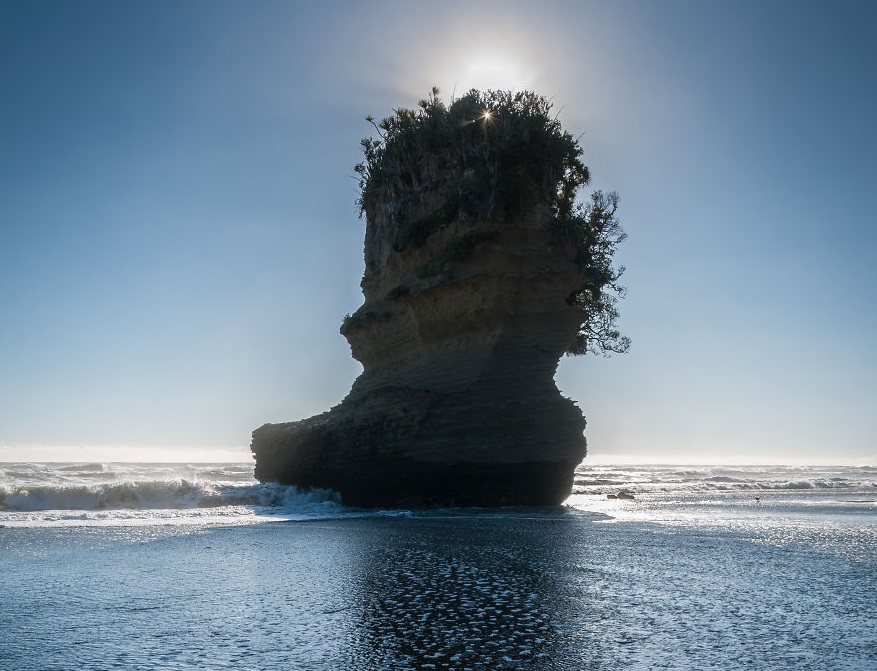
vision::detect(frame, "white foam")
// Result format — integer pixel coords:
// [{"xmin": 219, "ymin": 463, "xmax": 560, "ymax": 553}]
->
[
  {"xmin": 0, "ymin": 461, "xmax": 350, "ymax": 527},
  {"xmin": 572, "ymin": 463, "xmax": 876, "ymax": 495},
  {"xmin": 2, "ymin": 461, "xmax": 874, "ymax": 528}
]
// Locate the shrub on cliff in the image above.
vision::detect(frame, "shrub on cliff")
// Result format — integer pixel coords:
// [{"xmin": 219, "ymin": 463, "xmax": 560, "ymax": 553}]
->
[{"xmin": 355, "ymin": 88, "xmax": 629, "ymax": 356}]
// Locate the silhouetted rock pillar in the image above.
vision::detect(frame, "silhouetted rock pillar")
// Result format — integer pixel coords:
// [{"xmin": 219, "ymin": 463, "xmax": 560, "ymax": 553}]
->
[{"xmin": 252, "ymin": 199, "xmax": 587, "ymax": 507}]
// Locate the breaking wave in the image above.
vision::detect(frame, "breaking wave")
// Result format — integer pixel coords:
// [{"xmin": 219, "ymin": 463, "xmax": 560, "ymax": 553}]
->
[
  {"xmin": 0, "ymin": 480, "xmax": 339, "ymax": 513},
  {"xmin": 572, "ymin": 464, "xmax": 877, "ymax": 495},
  {"xmin": 2, "ymin": 461, "xmax": 873, "ymax": 528},
  {"xmin": 0, "ymin": 462, "xmax": 349, "ymax": 526}
]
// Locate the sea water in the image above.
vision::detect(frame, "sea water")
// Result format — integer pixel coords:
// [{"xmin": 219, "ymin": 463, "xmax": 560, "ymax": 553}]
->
[{"xmin": 1, "ymin": 462, "xmax": 875, "ymax": 670}]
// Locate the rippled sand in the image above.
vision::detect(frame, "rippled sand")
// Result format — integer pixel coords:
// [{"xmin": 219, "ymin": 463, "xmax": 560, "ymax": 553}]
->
[{"xmin": 2, "ymin": 510, "xmax": 875, "ymax": 670}]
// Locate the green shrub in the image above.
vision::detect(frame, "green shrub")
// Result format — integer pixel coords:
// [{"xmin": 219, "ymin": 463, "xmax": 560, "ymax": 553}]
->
[
  {"xmin": 355, "ymin": 88, "xmax": 587, "ymax": 230},
  {"xmin": 356, "ymin": 88, "xmax": 629, "ymax": 356}
]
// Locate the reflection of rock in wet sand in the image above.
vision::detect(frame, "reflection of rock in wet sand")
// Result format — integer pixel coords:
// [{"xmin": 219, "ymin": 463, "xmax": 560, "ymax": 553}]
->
[
  {"xmin": 352, "ymin": 547, "xmax": 554, "ymax": 666},
  {"xmin": 343, "ymin": 517, "xmax": 581, "ymax": 669}
]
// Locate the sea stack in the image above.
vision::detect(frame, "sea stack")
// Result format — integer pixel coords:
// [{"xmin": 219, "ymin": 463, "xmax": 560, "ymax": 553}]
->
[{"xmin": 252, "ymin": 89, "xmax": 628, "ymax": 507}]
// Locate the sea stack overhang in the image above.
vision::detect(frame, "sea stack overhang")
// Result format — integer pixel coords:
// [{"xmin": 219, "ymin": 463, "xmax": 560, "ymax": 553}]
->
[
  {"xmin": 251, "ymin": 89, "xmax": 626, "ymax": 507},
  {"xmin": 251, "ymin": 198, "xmax": 587, "ymax": 507}
]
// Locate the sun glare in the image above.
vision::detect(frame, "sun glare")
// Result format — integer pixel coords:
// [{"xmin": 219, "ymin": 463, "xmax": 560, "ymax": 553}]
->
[{"xmin": 452, "ymin": 50, "xmax": 534, "ymax": 93}]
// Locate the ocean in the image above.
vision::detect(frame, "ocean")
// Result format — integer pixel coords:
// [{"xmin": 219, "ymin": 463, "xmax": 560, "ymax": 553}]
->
[{"xmin": 1, "ymin": 462, "xmax": 875, "ymax": 670}]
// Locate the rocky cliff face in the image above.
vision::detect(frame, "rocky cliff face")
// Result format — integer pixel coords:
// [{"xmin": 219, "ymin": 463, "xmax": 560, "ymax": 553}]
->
[
  {"xmin": 251, "ymin": 88, "xmax": 628, "ymax": 507},
  {"xmin": 251, "ymin": 196, "xmax": 587, "ymax": 507}
]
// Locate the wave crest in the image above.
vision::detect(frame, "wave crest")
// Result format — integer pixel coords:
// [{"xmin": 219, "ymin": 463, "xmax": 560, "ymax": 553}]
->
[{"xmin": 0, "ymin": 480, "xmax": 340, "ymax": 513}]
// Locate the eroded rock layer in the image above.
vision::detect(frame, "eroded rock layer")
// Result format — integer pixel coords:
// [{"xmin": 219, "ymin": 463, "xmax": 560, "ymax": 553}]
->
[{"xmin": 251, "ymin": 202, "xmax": 588, "ymax": 507}]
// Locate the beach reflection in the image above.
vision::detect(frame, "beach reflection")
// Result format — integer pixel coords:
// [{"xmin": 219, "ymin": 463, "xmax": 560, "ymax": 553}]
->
[{"xmin": 342, "ymin": 513, "xmax": 587, "ymax": 670}]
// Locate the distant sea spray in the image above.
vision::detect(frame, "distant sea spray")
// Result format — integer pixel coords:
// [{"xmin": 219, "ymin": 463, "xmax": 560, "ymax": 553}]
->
[
  {"xmin": 0, "ymin": 462, "xmax": 342, "ymax": 526},
  {"xmin": 573, "ymin": 464, "xmax": 877, "ymax": 495},
  {"xmin": 1, "ymin": 462, "xmax": 874, "ymax": 528}
]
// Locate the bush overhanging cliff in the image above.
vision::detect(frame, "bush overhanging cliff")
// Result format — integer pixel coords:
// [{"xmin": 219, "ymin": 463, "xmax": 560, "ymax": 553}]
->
[
  {"xmin": 252, "ymin": 87, "xmax": 629, "ymax": 506},
  {"xmin": 354, "ymin": 88, "xmax": 629, "ymax": 356}
]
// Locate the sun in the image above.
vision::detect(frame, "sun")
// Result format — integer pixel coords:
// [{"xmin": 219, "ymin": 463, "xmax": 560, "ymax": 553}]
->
[{"xmin": 458, "ymin": 51, "xmax": 533, "ymax": 92}]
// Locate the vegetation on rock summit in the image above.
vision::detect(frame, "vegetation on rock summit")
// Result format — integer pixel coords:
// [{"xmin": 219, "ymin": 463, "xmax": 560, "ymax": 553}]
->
[{"xmin": 355, "ymin": 88, "xmax": 630, "ymax": 356}]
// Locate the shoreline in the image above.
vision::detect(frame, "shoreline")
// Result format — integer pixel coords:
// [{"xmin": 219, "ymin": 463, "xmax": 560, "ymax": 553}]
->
[{"xmin": 3, "ymin": 512, "xmax": 875, "ymax": 670}]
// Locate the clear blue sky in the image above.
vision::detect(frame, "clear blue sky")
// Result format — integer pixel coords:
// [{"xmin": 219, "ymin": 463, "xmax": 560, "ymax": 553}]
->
[{"xmin": 1, "ymin": 0, "xmax": 875, "ymax": 464}]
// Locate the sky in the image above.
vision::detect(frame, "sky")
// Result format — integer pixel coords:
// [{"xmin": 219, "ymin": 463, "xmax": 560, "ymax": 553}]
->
[{"xmin": 1, "ymin": 0, "xmax": 875, "ymax": 465}]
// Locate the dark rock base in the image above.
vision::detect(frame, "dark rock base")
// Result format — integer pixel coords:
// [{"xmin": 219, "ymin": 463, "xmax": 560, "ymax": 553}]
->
[
  {"xmin": 270, "ymin": 457, "xmax": 578, "ymax": 508},
  {"xmin": 251, "ymin": 385, "xmax": 586, "ymax": 508}
]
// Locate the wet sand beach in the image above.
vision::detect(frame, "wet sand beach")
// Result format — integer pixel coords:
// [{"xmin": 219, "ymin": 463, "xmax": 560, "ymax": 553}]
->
[{"xmin": 2, "ymin": 508, "xmax": 875, "ymax": 670}]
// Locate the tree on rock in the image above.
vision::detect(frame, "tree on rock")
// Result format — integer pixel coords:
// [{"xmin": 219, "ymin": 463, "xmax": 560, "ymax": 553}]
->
[{"xmin": 355, "ymin": 87, "xmax": 630, "ymax": 356}]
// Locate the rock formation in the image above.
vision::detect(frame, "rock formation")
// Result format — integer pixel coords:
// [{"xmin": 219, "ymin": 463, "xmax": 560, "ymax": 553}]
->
[{"xmin": 252, "ymin": 89, "xmax": 627, "ymax": 507}]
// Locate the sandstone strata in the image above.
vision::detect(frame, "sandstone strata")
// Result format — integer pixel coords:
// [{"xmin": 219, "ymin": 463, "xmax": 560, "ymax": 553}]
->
[{"xmin": 251, "ymin": 196, "xmax": 588, "ymax": 507}]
